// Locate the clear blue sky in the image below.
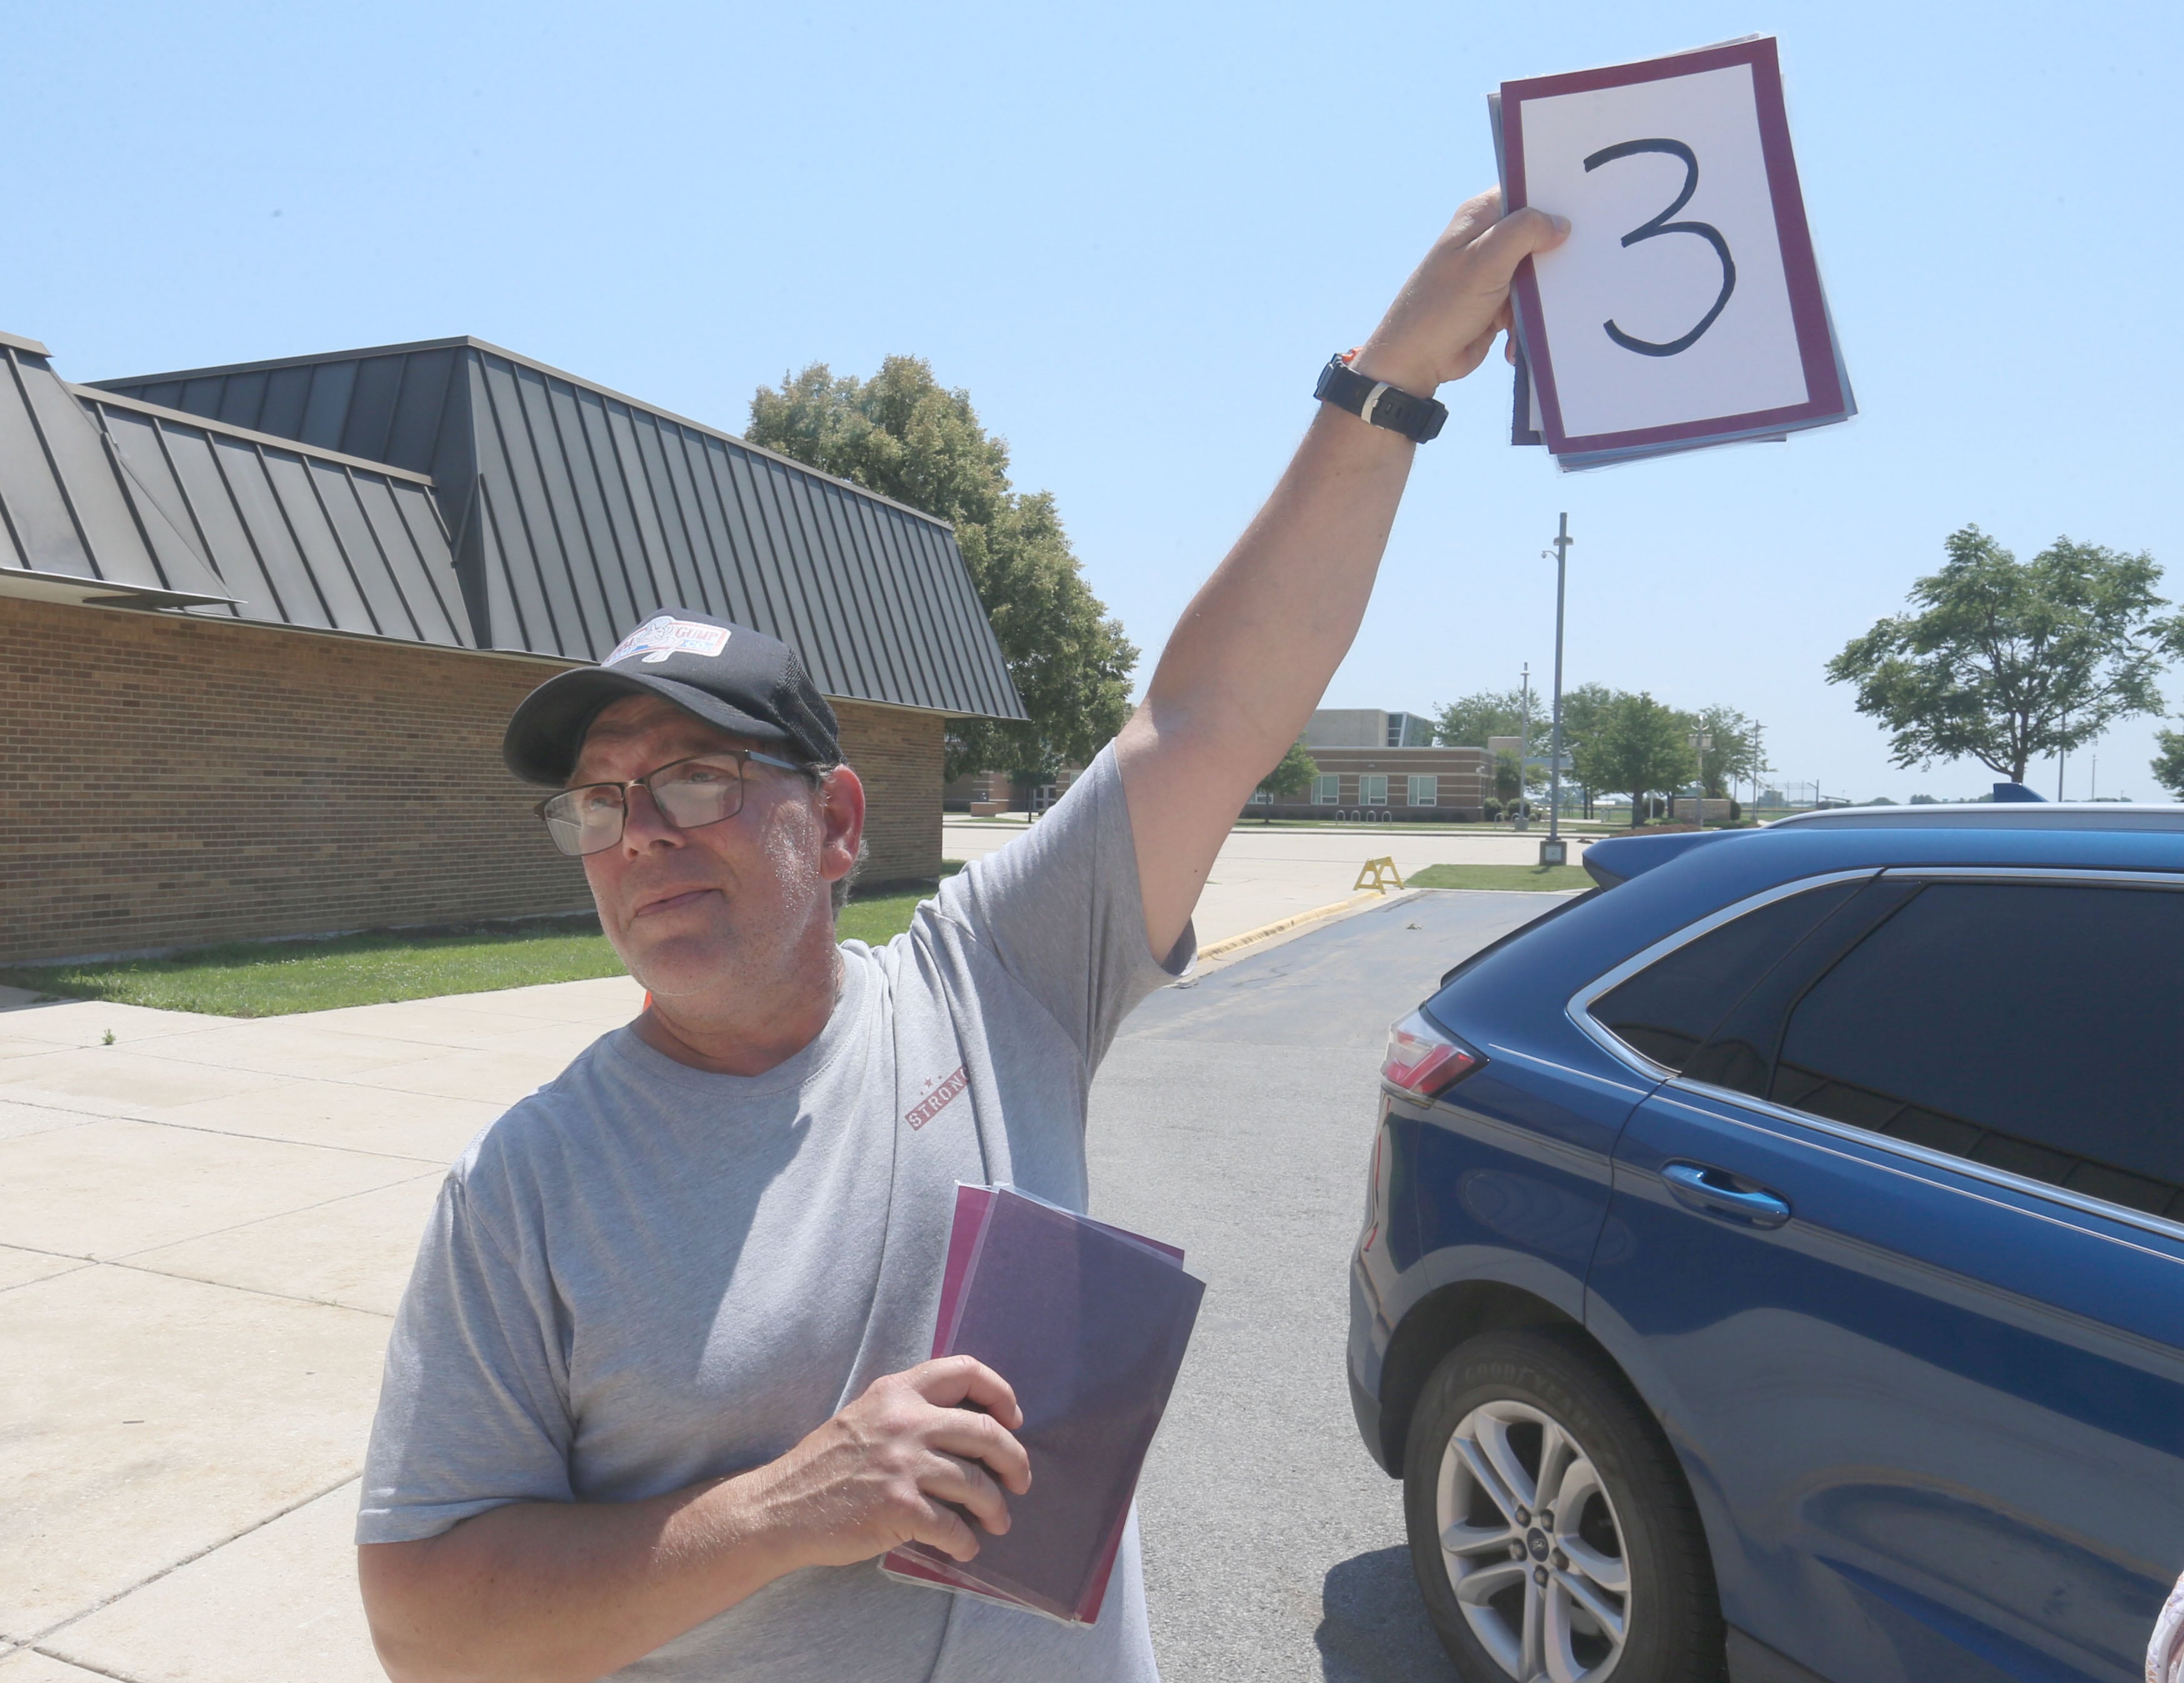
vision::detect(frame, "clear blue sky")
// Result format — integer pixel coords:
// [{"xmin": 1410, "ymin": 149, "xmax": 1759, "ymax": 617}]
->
[{"xmin": 8, "ymin": 1, "xmax": 2177, "ymax": 800}]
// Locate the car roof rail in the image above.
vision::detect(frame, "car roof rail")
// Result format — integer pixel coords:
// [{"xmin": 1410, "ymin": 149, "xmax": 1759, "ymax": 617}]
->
[
  {"xmin": 1767, "ymin": 802, "xmax": 2184, "ymax": 832},
  {"xmin": 1581, "ymin": 828, "xmax": 1736, "ymax": 888}
]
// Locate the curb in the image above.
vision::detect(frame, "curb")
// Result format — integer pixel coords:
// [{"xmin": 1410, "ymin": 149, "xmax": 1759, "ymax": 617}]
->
[{"xmin": 1193, "ymin": 890, "xmax": 1401, "ymax": 965}]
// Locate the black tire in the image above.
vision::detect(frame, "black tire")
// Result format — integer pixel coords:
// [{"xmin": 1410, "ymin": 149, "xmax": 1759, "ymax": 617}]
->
[{"xmin": 1401, "ymin": 1329, "xmax": 1722, "ymax": 1683}]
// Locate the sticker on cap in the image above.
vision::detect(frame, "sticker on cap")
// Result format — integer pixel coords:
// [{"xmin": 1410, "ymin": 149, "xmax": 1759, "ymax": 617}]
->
[{"xmin": 604, "ymin": 616, "xmax": 732, "ymax": 666}]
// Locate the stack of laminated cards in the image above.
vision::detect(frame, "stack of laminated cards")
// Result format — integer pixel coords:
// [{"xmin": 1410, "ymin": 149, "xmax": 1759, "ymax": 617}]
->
[
  {"xmin": 1493, "ymin": 37, "xmax": 1854, "ymax": 470},
  {"xmin": 881, "ymin": 1184, "xmax": 1203, "ymax": 1626}
]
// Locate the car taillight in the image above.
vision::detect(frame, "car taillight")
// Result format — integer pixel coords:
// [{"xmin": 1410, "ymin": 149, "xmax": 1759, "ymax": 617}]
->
[{"xmin": 1381, "ymin": 1008, "xmax": 1485, "ymax": 1097}]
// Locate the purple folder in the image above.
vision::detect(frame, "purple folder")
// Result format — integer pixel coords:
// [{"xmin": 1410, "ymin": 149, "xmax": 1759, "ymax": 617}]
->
[{"xmin": 881, "ymin": 1185, "xmax": 1203, "ymax": 1624}]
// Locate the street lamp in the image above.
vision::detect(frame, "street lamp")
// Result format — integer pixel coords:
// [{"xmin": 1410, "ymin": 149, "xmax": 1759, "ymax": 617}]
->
[
  {"xmin": 1538, "ymin": 514, "xmax": 1573, "ymax": 867},
  {"xmin": 1687, "ymin": 730, "xmax": 1713, "ymax": 825}
]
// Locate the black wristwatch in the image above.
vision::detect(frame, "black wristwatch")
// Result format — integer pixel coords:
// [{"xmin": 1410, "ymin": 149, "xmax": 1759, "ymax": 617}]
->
[{"xmin": 1314, "ymin": 352, "xmax": 1447, "ymax": 443}]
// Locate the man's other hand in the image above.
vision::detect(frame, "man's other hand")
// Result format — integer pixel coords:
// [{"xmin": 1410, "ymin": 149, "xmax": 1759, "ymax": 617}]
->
[
  {"xmin": 756, "ymin": 1355, "xmax": 1033, "ymax": 1567},
  {"xmin": 1348, "ymin": 189, "xmax": 1570, "ymax": 397}
]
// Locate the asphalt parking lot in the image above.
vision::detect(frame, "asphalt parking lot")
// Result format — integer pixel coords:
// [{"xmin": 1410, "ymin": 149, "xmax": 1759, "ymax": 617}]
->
[{"xmin": 1088, "ymin": 888, "xmax": 1573, "ymax": 1682}]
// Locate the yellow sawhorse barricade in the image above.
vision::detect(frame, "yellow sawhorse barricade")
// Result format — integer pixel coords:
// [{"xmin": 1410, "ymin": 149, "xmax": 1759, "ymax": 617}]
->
[{"xmin": 1354, "ymin": 857, "xmax": 1405, "ymax": 895}]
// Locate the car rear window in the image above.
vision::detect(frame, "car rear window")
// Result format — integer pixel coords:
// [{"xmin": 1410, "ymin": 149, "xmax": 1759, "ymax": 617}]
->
[
  {"xmin": 1772, "ymin": 881, "xmax": 2184, "ymax": 1215},
  {"xmin": 1586, "ymin": 879, "xmax": 1866, "ymax": 1071}
]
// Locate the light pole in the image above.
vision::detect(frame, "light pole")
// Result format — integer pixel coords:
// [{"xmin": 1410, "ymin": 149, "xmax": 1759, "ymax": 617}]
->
[
  {"xmin": 1539, "ymin": 513, "xmax": 1573, "ymax": 867},
  {"xmin": 1516, "ymin": 662, "xmax": 1531, "ymax": 831}
]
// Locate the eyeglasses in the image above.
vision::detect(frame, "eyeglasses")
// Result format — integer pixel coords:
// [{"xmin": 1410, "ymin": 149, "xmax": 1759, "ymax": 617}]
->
[{"xmin": 535, "ymin": 749, "xmax": 814, "ymax": 857}]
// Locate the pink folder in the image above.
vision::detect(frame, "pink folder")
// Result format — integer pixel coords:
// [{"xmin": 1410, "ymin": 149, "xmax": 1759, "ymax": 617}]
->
[{"xmin": 879, "ymin": 1184, "xmax": 1198, "ymax": 1625}]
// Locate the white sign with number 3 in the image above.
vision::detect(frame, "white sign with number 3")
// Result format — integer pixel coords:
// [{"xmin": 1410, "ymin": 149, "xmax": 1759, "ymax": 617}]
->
[{"xmin": 1499, "ymin": 39, "xmax": 1848, "ymax": 462}]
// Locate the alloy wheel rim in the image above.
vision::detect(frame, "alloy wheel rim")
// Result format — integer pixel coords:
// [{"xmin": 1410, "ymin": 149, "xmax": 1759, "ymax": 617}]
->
[{"xmin": 1435, "ymin": 1398, "xmax": 1632, "ymax": 1683}]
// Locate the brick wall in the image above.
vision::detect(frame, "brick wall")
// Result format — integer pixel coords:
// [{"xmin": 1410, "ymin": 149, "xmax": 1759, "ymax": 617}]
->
[
  {"xmin": 2, "ymin": 598, "xmax": 947, "ymax": 963},
  {"xmin": 833, "ymin": 700, "xmax": 943, "ymax": 889}
]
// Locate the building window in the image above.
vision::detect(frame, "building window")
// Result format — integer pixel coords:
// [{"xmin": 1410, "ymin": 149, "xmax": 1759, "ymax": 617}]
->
[
  {"xmin": 1313, "ymin": 775, "xmax": 1340, "ymax": 805},
  {"xmin": 1248, "ymin": 790, "xmax": 1271, "ymax": 804},
  {"xmin": 1361, "ymin": 775, "xmax": 1389, "ymax": 806},
  {"xmin": 1408, "ymin": 775, "xmax": 1438, "ymax": 806}
]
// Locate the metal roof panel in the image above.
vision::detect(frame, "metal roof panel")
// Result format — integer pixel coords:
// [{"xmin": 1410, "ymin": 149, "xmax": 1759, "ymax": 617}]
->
[{"xmin": 94, "ymin": 337, "xmax": 1023, "ymax": 718}]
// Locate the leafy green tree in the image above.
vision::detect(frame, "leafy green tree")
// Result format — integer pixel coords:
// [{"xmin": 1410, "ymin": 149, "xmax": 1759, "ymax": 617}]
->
[
  {"xmin": 1556, "ymin": 681, "xmax": 1615, "ymax": 744},
  {"xmin": 1570, "ymin": 692, "xmax": 1697, "ymax": 826},
  {"xmin": 2153, "ymin": 731, "xmax": 2184, "ymax": 798},
  {"xmin": 1686, "ymin": 705, "xmax": 1761, "ymax": 798},
  {"xmin": 1493, "ymin": 750, "xmax": 1523, "ymax": 806},
  {"xmin": 748, "ymin": 357, "xmax": 1138, "ymax": 781},
  {"xmin": 1826, "ymin": 525, "xmax": 2175, "ymax": 783},
  {"xmin": 1431, "ymin": 686, "xmax": 1545, "ymax": 748},
  {"xmin": 1253, "ymin": 738, "xmax": 1318, "ymax": 822},
  {"xmin": 1553, "ymin": 682, "xmax": 1618, "ymax": 817}
]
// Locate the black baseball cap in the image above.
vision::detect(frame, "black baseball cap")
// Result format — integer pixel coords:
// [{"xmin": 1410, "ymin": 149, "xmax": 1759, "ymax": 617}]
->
[{"xmin": 503, "ymin": 610, "xmax": 841, "ymax": 786}]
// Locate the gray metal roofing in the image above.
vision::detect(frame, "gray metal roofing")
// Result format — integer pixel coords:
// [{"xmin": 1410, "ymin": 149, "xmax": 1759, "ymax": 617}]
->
[
  {"xmin": 95, "ymin": 338, "xmax": 1024, "ymax": 720},
  {"xmin": 0, "ymin": 338, "xmax": 468, "ymax": 647},
  {"xmin": 81, "ymin": 386, "xmax": 473, "ymax": 646}
]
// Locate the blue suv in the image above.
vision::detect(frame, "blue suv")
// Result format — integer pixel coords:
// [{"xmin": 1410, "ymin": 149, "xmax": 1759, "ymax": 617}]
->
[{"xmin": 1348, "ymin": 805, "xmax": 2184, "ymax": 1683}]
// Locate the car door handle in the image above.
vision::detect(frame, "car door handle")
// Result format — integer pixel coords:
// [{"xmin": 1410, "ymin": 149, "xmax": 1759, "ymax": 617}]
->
[{"xmin": 1661, "ymin": 1162, "xmax": 1792, "ymax": 1228}]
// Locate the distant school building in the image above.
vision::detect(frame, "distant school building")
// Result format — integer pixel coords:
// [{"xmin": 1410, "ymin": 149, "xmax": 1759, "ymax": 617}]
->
[
  {"xmin": 0, "ymin": 330, "xmax": 1022, "ymax": 963},
  {"xmin": 1247, "ymin": 708, "xmax": 1491, "ymax": 821}
]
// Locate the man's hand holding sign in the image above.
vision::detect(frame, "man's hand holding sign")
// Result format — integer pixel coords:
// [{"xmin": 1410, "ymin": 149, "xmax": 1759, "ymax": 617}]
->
[{"xmin": 356, "ymin": 39, "xmax": 1841, "ymax": 1683}]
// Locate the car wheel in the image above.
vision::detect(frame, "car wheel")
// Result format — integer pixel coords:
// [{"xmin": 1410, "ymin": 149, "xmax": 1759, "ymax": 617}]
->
[{"xmin": 1402, "ymin": 1329, "xmax": 1721, "ymax": 1683}]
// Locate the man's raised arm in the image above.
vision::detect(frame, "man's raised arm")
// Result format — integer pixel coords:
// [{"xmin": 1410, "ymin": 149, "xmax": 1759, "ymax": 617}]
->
[{"xmin": 1115, "ymin": 191, "xmax": 1567, "ymax": 959}]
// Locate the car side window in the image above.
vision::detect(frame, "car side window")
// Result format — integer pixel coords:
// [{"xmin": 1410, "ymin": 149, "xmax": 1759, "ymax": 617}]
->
[
  {"xmin": 1771, "ymin": 881, "xmax": 2184, "ymax": 1219},
  {"xmin": 1587, "ymin": 879, "xmax": 1866, "ymax": 1071}
]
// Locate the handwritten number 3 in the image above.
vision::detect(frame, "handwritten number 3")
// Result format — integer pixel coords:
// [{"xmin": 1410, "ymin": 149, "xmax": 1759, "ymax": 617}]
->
[{"xmin": 1582, "ymin": 138, "xmax": 1736, "ymax": 357}]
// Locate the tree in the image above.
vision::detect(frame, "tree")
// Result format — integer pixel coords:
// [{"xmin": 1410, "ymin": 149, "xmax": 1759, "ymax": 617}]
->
[
  {"xmin": 1493, "ymin": 750, "xmax": 1523, "ymax": 805},
  {"xmin": 1687, "ymin": 705, "xmax": 1761, "ymax": 798},
  {"xmin": 2153, "ymin": 730, "xmax": 2184, "ymax": 798},
  {"xmin": 1431, "ymin": 686, "xmax": 1545, "ymax": 748},
  {"xmin": 748, "ymin": 357, "xmax": 1138, "ymax": 781},
  {"xmin": 1826, "ymin": 525, "xmax": 2175, "ymax": 783},
  {"xmin": 1255, "ymin": 738, "xmax": 1318, "ymax": 822},
  {"xmin": 1570, "ymin": 692, "xmax": 1697, "ymax": 826},
  {"xmin": 1553, "ymin": 682, "xmax": 1618, "ymax": 818}
]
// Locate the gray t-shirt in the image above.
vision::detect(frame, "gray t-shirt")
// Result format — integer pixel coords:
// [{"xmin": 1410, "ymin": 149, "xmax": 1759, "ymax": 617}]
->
[{"xmin": 359, "ymin": 746, "xmax": 1193, "ymax": 1681}]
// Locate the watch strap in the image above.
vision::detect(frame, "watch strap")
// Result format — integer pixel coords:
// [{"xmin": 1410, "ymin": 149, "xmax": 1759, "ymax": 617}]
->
[{"xmin": 1314, "ymin": 353, "xmax": 1448, "ymax": 443}]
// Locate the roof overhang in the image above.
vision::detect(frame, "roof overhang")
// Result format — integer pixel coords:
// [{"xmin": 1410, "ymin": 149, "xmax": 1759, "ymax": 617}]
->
[{"xmin": 0, "ymin": 566, "xmax": 237, "ymax": 611}]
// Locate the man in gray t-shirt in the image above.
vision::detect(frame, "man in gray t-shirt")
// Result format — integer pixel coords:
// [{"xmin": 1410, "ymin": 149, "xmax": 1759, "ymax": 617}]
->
[{"xmin": 357, "ymin": 191, "xmax": 1569, "ymax": 1682}]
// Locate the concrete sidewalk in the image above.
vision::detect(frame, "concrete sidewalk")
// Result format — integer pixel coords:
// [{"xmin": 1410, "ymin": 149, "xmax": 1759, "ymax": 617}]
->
[{"xmin": 0, "ymin": 977, "xmax": 645, "ymax": 1682}]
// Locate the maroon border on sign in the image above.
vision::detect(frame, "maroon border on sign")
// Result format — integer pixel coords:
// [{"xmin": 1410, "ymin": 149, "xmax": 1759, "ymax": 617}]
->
[{"xmin": 1500, "ymin": 38, "xmax": 1843, "ymax": 456}]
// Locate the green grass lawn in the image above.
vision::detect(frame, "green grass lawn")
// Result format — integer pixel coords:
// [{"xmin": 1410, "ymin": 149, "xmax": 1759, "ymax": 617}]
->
[
  {"xmin": 1403, "ymin": 862, "xmax": 1595, "ymax": 893},
  {"xmin": 2, "ymin": 872, "xmax": 959, "ymax": 1018}
]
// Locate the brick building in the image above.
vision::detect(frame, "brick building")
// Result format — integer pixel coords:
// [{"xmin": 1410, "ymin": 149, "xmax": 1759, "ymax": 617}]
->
[
  {"xmin": 1, "ymin": 330, "xmax": 1021, "ymax": 963},
  {"xmin": 1253, "ymin": 745, "xmax": 1491, "ymax": 821},
  {"xmin": 1241, "ymin": 707, "xmax": 1490, "ymax": 821}
]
